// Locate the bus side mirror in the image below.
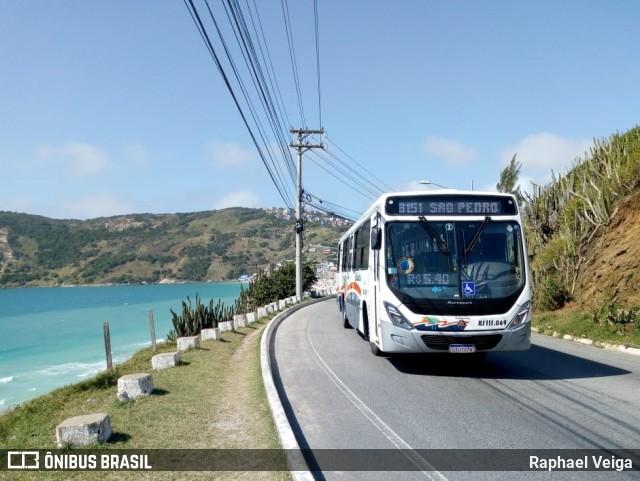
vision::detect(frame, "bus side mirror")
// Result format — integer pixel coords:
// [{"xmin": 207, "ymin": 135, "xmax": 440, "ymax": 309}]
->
[{"xmin": 371, "ymin": 227, "xmax": 382, "ymax": 250}]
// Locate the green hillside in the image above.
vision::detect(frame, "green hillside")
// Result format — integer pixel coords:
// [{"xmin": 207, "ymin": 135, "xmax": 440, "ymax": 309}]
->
[
  {"xmin": 0, "ymin": 208, "xmax": 348, "ymax": 287},
  {"xmin": 521, "ymin": 125, "xmax": 640, "ymax": 345},
  {"xmin": 523, "ymin": 125, "xmax": 640, "ymax": 310}
]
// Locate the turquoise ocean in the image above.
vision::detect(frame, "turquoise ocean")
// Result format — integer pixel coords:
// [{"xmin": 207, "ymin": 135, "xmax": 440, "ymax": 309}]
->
[{"xmin": 0, "ymin": 283, "xmax": 244, "ymax": 412}]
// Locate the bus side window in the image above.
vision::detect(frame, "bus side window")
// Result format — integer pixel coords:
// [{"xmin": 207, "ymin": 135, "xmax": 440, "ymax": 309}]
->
[
  {"xmin": 360, "ymin": 220, "xmax": 371, "ymax": 269},
  {"xmin": 349, "ymin": 235, "xmax": 355, "ymax": 272},
  {"xmin": 340, "ymin": 240, "xmax": 349, "ymax": 273},
  {"xmin": 353, "ymin": 231, "xmax": 359, "ymax": 270}
]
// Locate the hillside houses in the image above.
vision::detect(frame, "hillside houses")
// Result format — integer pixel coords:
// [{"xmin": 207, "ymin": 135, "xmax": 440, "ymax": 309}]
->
[{"xmin": 262, "ymin": 207, "xmax": 352, "ymax": 227}]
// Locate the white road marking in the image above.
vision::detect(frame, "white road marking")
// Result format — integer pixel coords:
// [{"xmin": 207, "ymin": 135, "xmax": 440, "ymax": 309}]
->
[{"xmin": 306, "ymin": 316, "xmax": 449, "ymax": 481}]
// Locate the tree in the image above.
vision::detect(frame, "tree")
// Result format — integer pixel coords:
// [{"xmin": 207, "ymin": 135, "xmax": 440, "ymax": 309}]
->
[
  {"xmin": 497, "ymin": 154, "xmax": 524, "ymax": 205},
  {"xmin": 236, "ymin": 261, "xmax": 318, "ymax": 311}
]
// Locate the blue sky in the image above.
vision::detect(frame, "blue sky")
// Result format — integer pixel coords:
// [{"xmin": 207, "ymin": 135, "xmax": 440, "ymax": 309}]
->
[{"xmin": 1, "ymin": 0, "xmax": 638, "ymax": 220}]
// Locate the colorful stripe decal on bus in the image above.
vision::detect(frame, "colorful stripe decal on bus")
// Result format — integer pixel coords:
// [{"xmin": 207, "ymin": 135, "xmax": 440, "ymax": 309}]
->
[
  {"xmin": 413, "ymin": 316, "xmax": 469, "ymax": 331},
  {"xmin": 346, "ymin": 281, "xmax": 362, "ymax": 295}
]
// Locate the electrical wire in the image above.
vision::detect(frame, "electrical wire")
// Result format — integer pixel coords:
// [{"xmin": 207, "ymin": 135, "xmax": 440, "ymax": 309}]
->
[
  {"xmin": 184, "ymin": 0, "xmax": 295, "ymax": 211},
  {"xmin": 313, "ymin": 0, "xmax": 322, "ymax": 128},
  {"xmin": 280, "ymin": 0, "xmax": 306, "ymax": 127},
  {"xmin": 246, "ymin": 0, "xmax": 293, "ymax": 134},
  {"xmin": 324, "ymin": 134, "xmax": 394, "ymax": 191},
  {"xmin": 307, "ymin": 149, "xmax": 383, "ymax": 200},
  {"xmin": 184, "ymin": 0, "xmax": 389, "ymax": 222},
  {"xmin": 223, "ymin": 0, "xmax": 298, "ymax": 187}
]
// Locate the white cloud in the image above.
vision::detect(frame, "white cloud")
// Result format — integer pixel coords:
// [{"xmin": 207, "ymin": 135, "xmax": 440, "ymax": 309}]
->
[
  {"xmin": 124, "ymin": 142, "xmax": 149, "ymax": 165},
  {"xmin": 213, "ymin": 189, "xmax": 261, "ymax": 209},
  {"xmin": 206, "ymin": 141, "xmax": 256, "ymax": 168},
  {"xmin": 500, "ymin": 132, "xmax": 592, "ymax": 187},
  {"xmin": 63, "ymin": 142, "xmax": 110, "ymax": 177},
  {"xmin": 422, "ymin": 136, "xmax": 476, "ymax": 165},
  {"xmin": 35, "ymin": 142, "xmax": 111, "ymax": 177}
]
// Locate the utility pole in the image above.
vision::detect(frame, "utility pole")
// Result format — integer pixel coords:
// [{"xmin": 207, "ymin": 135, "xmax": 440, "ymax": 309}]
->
[{"xmin": 290, "ymin": 128, "xmax": 324, "ymax": 300}]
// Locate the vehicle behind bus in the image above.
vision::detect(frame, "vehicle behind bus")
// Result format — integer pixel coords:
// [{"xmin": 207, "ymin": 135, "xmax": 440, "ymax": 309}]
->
[{"xmin": 336, "ymin": 190, "xmax": 531, "ymax": 356}]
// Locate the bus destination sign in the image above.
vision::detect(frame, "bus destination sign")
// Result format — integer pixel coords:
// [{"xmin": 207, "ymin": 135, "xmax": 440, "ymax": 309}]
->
[{"xmin": 385, "ymin": 194, "xmax": 518, "ymax": 216}]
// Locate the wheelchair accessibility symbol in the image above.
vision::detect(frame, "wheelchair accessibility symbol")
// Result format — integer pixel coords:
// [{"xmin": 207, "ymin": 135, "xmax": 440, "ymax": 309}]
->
[{"xmin": 462, "ymin": 282, "xmax": 476, "ymax": 295}]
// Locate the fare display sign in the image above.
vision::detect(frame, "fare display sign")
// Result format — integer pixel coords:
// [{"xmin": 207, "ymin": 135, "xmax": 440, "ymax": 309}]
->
[{"xmin": 385, "ymin": 194, "xmax": 518, "ymax": 216}]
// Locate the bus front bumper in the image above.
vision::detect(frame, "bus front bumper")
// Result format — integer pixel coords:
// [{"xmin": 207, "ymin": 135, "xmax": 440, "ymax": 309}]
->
[{"xmin": 378, "ymin": 320, "xmax": 531, "ymax": 354}]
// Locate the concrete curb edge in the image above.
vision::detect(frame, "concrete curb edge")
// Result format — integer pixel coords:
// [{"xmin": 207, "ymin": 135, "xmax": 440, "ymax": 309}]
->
[
  {"xmin": 260, "ymin": 296, "xmax": 331, "ymax": 481},
  {"xmin": 531, "ymin": 327, "xmax": 640, "ymax": 356}
]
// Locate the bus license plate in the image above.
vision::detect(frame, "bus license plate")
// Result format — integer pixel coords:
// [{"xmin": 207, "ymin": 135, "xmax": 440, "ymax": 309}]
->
[{"xmin": 449, "ymin": 344, "xmax": 476, "ymax": 353}]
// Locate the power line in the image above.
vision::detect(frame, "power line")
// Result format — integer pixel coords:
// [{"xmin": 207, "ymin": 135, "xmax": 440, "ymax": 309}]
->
[
  {"xmin": 184, "ymin": 0, "xmax": 388, "ymax": 223},
  {"xmin": 313, "ymin": 0, "xmax": 322, "ymax": 128},
  {"xmin": 246, "ymin": 0, "xmax": 294, "ymax": 135},
  {"xmin": 222, "ymin": 0, "xmax": 298, "ymax": 188},
  {"xmin": 303, "ymin": 190, "xmax": 360, "ymax": 222},
  {"xmin": 308, "ymin": 149, "xmax": 383, "ymax": 200},
  {"xmin": 183, "ymin": 0, "xmax": 295, "ymax": 211},
  {"xmin": 280, "ymin": 0, "xmax": 306, "ymax": 127},
  {"xmin": 324, "ymin": 135, "xmax": 394, "ymax": 191}
]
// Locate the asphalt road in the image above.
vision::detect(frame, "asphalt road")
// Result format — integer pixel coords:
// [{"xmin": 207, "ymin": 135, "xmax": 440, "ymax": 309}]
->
[{"xmin": 270, "ymin": 299, "xmax": 640, "ymax": 481}]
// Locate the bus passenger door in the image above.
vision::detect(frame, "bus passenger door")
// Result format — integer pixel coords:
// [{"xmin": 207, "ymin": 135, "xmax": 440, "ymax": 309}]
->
[{"xmin": 371, "ymin": 224, "xmax": 382, "ymax": 342}]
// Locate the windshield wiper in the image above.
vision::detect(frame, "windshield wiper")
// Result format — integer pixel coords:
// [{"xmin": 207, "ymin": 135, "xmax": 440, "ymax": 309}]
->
[
  {"xmin": 418, "ymin": 216, "xmax": 450, "ymax": 256},
  {"xmin": 464, "ymin": 216, "xmax": 491, "ymax": 255}
]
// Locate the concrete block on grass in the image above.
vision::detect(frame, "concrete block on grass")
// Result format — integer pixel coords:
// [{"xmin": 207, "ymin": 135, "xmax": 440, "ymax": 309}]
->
[
  {"xmin": 233, "ymin": 314, "xmax": 247, "ymax": 329},
  {"xmin": 257, "ymin": 306, "xmax": 268, "ymax": 319},
  {"xmin": 246, "ymin": 312, "xmax": 256, "ymax": 324},
  {"xmin": 151, "ymin": 351, "xmax": 180, "ymax": 370},
  {"xmin": 219, "ymin": 320, "xmax": 234, "ymax": 332},
  {"xmin": 56, "ymin": 413, "xmax": 112, "ymax": 447},
  {"xmin": 117, "ymin": 373, "xmax": 153, "ymax": 401},
  {"xmin": 201, "ymin": 327, "xmax": 221, "ymax": 341},
  {"xmin": 177, "ymin": 336, "xmax": 200, "ymax": 351},
  {"xmin": 278, "ymin": 299, "xmax": 287, "ymax": 310}
]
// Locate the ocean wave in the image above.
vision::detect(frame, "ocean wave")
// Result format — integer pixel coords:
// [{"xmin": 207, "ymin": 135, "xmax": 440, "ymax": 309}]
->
[
  {"xmin": 40, "ymin": 361, "xmax": 106, "ymax": 378},
  {"xmin": 0, "ymin": 376, "xmax": 14, "ymax": 384}
]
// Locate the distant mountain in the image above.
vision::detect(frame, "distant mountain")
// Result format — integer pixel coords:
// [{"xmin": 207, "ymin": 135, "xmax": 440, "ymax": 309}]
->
[{"xmin": 0, "ymin": 207, "xmax": 349, "ymax": 287}]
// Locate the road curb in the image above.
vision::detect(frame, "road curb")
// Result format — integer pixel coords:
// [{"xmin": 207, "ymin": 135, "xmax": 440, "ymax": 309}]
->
[
  {"xmin": 260, "ymin": 297, "xmax": 330, "ymax": 481},
  {"xmin": 531, "ymin": 327, "xmax": 640, "ymax": 356}
]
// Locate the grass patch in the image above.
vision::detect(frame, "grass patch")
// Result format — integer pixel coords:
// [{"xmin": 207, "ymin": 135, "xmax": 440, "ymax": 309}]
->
[
  {"xmin": 532, "ymin": 309, "xmax": 640, "ymax": 346},
  {"xmin": 0, "ymin": 317, "xmax": 292, "ymax": 481}
]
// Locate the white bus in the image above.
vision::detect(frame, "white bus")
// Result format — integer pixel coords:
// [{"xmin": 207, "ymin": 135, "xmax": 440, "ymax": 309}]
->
[{"xmin": 336, "ymin": 190, "xmax": 531, "ymax": 356}]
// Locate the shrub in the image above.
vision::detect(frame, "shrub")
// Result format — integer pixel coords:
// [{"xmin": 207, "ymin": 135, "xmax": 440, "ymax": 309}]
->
[
  {"xmin": 167, "ymin": 294, "xmax": 237, "ymax": 340},
  {"xmin": 593, "ymin": 293, "xmax": 639, "ymax": 335},
  {"xmin": 535, "ymin": 276, "xmax": 572, "ymax": 311},
  {"xmin": 237, "ymin": 261, "xmax": 317, "ymax": 312}
]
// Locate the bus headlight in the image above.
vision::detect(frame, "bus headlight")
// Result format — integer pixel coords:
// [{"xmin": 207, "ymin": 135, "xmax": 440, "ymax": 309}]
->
[
  {"xmin": 507, "ymin": 301, "xmax": 531, "ymax": 330},
  {"xmin": 384, "ymin": 302, "xmax": 413, "ymax": 330}
]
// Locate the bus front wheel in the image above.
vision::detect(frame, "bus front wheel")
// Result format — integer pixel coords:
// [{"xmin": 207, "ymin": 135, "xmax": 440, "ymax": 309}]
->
[
  {"xmin": 370, "ymin": 341, "xmax": 383, "ymax": 357},
  {"xmin": 342, "ymin": 300, "xmax": 350, "ymax": 328}
]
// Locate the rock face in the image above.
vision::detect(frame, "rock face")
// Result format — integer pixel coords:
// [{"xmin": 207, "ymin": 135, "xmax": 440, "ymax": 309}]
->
[
  {"xmin": 56, "ymin": 413, "xmax": 112, "ymax": 447},
  {"xmin": 576, "ymin": 191, "xmax": 640, "ymax": 310}
]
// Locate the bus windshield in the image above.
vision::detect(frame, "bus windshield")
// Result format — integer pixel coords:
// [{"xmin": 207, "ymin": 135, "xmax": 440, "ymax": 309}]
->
[{"xmin": 385, "ymin": 219, "xmax": 526, "ymax": 313}]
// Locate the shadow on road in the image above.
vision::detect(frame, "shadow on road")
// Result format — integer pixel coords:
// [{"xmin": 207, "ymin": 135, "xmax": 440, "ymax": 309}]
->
[{"xmin": 386, "ymin": 344, "xmax": 631, "ymax": 380}]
